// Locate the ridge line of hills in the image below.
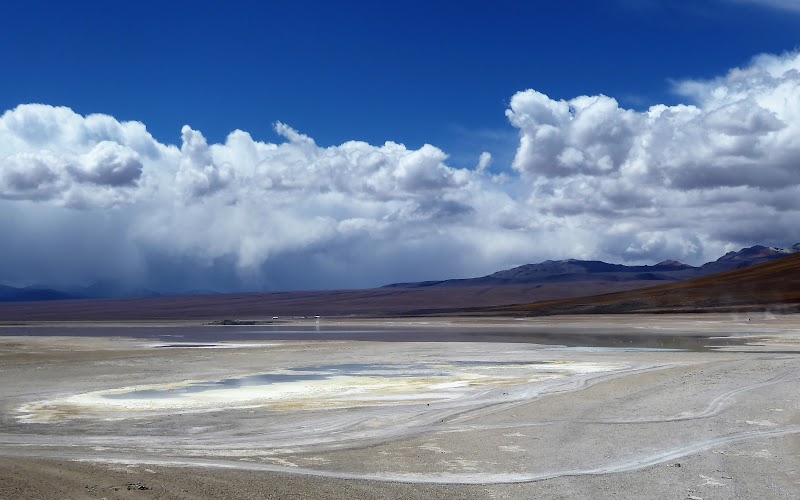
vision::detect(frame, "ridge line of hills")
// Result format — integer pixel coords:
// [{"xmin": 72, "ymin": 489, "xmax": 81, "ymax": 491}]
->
[
  {"xmin": 482, "ymin": 251, "xmax": 800, "ymax": 316},
  {"xmin": 384, "ymin": 243, "xmax": 800, "ymax": 289},
  {"xmin": 5, "ymin": 243, "xmax": 796, "ymax": 303}
]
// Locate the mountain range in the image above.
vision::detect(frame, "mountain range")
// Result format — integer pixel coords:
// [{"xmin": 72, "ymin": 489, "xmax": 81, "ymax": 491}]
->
[
  {"xmin": 0, "ymin": 281, "xmax": 161, "ymax": 303},
  {"xmin": 0, "ymin": 243, "xmax": 798, "ymax": 321},
  {"xmin": 488, "ymin": 250, "xmax": 800, "ymax": 316},
  {"xmin": 385, "ymin": 244, "xmax": 800, "ymax": 288},
  {"xmin": 1, "ymin": 244, "xmax": 798, "ymax": 304}
]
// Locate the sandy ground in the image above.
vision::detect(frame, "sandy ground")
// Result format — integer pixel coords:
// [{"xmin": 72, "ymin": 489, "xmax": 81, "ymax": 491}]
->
[{"xmin": 1, "ymin": 314, "xmax": 799, "ymax": 499}]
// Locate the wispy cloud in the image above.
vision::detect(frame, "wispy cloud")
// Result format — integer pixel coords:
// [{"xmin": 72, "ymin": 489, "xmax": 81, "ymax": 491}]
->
[
  {"xmin": 722, "ymin": 0, "xmax": 800, "ymax": 13},
  {"xmin": 621, "ymin": 0, "xmax": 800, "ymax": 14}
]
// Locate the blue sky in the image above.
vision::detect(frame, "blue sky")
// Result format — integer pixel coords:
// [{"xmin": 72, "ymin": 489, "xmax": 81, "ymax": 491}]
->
[
  {"xmin": 1, "ymin": 0, "xmax": 800, "ymax": 292},
  {"xmin": 3, "ymin": 0, "xmax": 798, "ymax": 157}
]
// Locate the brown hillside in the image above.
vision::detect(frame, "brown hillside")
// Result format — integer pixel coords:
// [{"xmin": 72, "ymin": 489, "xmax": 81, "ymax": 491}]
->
[
  {"xmin": 490, "ymin": 252, "xmax": 800, "ymax": 315},
  {"xmin": 0, "ymin": 281, "xmax": 656, "ymax": 322}
]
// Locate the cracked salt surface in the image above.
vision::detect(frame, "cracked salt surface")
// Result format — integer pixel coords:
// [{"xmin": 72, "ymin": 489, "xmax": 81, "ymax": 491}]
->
[{"xmin": 17, "ymin": 360, "xmax": 624, "ymax": 421}]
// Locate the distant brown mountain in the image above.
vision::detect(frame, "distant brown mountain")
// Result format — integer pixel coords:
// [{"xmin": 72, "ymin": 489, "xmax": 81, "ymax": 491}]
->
[
  {"xmin": 698, "ymin": 243, "xmax": 800, "ymax": 274},
  {"xmin": 385, "ymin": 244, "xmax": 799, "ymax": 289},
  {"xmin": 0, "ymin": 244, "xmax": 797, "ymax": 321},
  {"xmin": 487, "ymin": 252, "xmax": 800, "ymax": 316},
  {"xmin": 2, "ymin": 244, "xmax": 795, "ymax": 304}
]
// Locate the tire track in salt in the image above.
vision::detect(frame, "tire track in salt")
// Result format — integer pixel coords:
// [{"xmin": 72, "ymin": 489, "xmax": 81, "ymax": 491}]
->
[
  {"xmin": 29, "ymin": 425, "xmax": 800, "ymax": 485},
  {"xmin": 583, "ymin": 368, "xmax": 798, "ymax": 425}
]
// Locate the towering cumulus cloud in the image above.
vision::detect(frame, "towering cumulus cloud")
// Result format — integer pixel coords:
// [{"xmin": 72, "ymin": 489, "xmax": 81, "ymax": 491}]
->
[
  {"xmin": 506, "ymin": 50, "xmax": 800, "ymax": 261},
  {"xmin": 0, "ymin": 105, "xmax": 154, "ymax": 207},
  {"xmin": 1, "ymin": 51, "xmax": 799, "ymax": 292}
]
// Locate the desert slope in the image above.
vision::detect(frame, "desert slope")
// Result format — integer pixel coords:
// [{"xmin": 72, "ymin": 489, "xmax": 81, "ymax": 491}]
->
[{"xmin": 489, "ymin": 252, "xmax": 800, "ymax": 315}]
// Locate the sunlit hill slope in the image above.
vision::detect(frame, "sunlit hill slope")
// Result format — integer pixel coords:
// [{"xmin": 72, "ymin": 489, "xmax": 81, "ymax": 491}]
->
[{"xmin": 488, "ymin": 252, "xmax": 800, "ymax": 315}]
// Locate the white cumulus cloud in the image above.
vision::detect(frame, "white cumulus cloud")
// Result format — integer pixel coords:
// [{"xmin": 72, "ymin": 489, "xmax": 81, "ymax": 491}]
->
[
  {"xmin": 1, "ymin": 50, "xmax": 799, "ymax": 292},
  {"xmin": 505, "ymin": 50, "xmax": 800, "ymax": 264}
]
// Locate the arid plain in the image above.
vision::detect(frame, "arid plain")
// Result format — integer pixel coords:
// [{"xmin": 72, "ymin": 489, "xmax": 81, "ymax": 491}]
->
[{"xmin": 1, "ymin": 314, "xmax": 799, "ymax": 499}]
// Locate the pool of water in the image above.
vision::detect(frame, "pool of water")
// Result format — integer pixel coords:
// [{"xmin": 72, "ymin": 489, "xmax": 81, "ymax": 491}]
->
[{"xmin": 19, "ymin": 358, "xmax": 626, "ymax": 420}]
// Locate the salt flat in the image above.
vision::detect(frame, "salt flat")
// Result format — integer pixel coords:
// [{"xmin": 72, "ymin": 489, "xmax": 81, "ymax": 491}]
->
[{"xmin": 1, "ymin": 314, "xmax": 799, "ymax": 499}]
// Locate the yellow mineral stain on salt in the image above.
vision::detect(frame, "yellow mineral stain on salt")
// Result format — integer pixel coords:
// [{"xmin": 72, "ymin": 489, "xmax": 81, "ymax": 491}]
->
[{"xmin": 17, "ymin": 360, "xmax": 625, "ymax": 422}]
